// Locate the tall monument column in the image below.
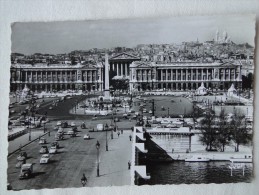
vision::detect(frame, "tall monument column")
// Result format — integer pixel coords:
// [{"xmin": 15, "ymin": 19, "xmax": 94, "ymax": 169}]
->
[{"xmin": 104, "ymin": 54, "xmax": 110, "ymax": 99}]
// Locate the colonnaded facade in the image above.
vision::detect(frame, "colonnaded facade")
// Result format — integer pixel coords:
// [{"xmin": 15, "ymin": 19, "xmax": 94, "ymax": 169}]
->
[
  {"xmin": 10, "ymin": 53, "xmax": 242, "ymax": 93},
  {"xmin": 10, "ymin": 63, "xmax": 104, "ymax": 92},
  {"xmin": 129, "ymin": 61, "xmax": 242, "ymax": 92}
]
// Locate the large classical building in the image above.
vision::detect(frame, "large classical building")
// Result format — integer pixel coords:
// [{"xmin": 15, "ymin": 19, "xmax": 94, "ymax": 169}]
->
[
  {"xmin": 109, "ymin": 53, "xmax": 141, "ymax": 79},
  {"xmin": 10, "ymin": 53, "xmax": 242, "ymax": 93},
  {"xmin": 10, "ymin": 63, "xmax": 104, "ymax": 92},
  {"xmin": 129, "ymin": 61, "xmax": 242, "ymax": 92}
]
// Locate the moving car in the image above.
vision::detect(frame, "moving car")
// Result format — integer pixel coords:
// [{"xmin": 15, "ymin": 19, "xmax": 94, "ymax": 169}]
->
[
  {"xmin": 67, "ymin": 130, "xmax": 76, "ymax": 137},
  {"xmin": 61, "ymin": 121, "xmax": 68, "ymax": 128},
  {"xmin": 17, "ymin": 152, "xmax": 27, "ymax": 161},
  {"xmin": 70, "ymin": 122, "xmax": 76, "ymax": 127},
  {"xmin": 49, "ymin": 106, "xmax": 53, "ymax": 110},
  {"xmin": 16, "ymin": 159, "xmax": 26, "ymax": 168},
  {"xmin": 39, "ymin": 146, "xmax": 49, "ymax": 154},
  {"xmin": 39, "ymin": 138, "xmax": 47, "ymax": 145},
  {"xmin": 19, "ymin": 164, "xmax": 33, "ymax": 179},
  {"xmin": 51, "ymin": 141, "xmax": 60, "ymax": 149},
  {"xmin": 49, "ymin": 146, "xmax": 57, "ymax": 154},
  {"xmin": 55, "ymin": 134, "xmax": 63, "ymax": 141},
  {"xmin": 97, "ymin": 124, "xmax": 104, "ymax": 131},
  {"xmin": 40, "ymin": 154, "xmax": 51, "ymax": 164},
  {"xmin": 83, "ymin": 134, "xmax": 90, "ymax": 140},
  {"xmin": 57, "ymin": 121, "xmax": 62, "ymax": 126},
  {"xmin": 57, "ymin": 127, "xmax": 64, "ymax": 135}
]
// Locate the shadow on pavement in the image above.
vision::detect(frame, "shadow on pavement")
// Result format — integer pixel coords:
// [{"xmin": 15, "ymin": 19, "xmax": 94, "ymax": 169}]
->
[
  {"xmin": 32, "ymin": 171, "xmax": 45, "ymax": 177},
  {"xmin": 98, "ymin": 169, "xmax": 128, "ymax": 177}
]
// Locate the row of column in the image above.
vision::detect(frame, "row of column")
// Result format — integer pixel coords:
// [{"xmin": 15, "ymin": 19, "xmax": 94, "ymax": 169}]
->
[
  {"xmin": 11, "ymin": 70, "xmax": 99, "ymax": 83},
  {"xmin": 111, "ymin": 62, "xmax": 129, "ymax": 76},
  {"xmin": 134, "ymin": 68, "xmax": 240, "ymax": 82}
]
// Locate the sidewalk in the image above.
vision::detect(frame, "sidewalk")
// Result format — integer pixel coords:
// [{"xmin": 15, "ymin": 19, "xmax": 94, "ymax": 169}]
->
[{"xmin": 87, "ymin": 130, "xmax": 133, "ymax": 187}]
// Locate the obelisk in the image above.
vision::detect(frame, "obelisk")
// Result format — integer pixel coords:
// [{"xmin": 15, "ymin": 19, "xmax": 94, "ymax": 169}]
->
[{"xmin": 104, "ymin": 53, "xmax": 110, "ymax": 99}]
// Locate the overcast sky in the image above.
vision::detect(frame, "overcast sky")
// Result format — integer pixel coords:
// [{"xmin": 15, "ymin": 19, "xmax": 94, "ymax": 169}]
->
[{"xmin": 11, "ymin": 15, "xmax": 255, "ymax": 55}]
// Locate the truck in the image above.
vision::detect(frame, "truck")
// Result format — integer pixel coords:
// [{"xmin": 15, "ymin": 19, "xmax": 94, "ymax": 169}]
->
[{"xmin": 19, "ymin": 163, "xmax": 33, "ymax": 179}]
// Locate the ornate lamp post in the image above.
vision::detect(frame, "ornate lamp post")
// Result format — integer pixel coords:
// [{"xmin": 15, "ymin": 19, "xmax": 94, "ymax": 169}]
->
[
  {"xmin": 105, "ymin": 123, "xmax": 108, "ymax": 151},
  {"xmin": 96, "ymin": 141, "xmax": 100, "ymax": 177}
]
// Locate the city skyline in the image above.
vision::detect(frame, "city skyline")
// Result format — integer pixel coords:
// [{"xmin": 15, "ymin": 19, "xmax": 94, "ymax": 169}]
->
[{"xmin": 11, "ymin": 15, "xmax": 255, "ymax": 55}]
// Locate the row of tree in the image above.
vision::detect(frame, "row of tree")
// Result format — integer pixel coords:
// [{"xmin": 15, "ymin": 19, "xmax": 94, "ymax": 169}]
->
[{"xmin": 199, "ymin": 108, "xmax": 252, "ymax": 152}]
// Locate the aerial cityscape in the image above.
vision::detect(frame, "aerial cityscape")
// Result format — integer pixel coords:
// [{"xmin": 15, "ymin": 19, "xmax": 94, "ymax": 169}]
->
[{"xmin": 7, "ymin": 17, "xmax": 254, "ymax": 190}]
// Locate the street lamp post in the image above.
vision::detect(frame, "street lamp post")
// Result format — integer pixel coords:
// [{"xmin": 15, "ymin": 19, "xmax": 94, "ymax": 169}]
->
[
  {"xmin": 29, "ymin": 118, "xmax": 32, "ymax": 141},
  {"xmin": 111, "ymin": 113, "xmax": 114, "ymax": 139},
  {"xmin": 105, "ymin": 123, "xmax": 108, "ymax": 151},
  {"xmin": 43, "ymin": 122, "xmax": 46, "ymax": 133},
  {"xmin": 96, "ymin": 141, "xmax": 100, "ymax": 177}
]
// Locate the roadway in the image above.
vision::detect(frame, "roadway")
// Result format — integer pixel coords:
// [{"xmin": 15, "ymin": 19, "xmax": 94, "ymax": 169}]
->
[
  {"xmin": 8, "ymin": 94, "xmax": 134, "ymax": 190},
  {"xmin": 8, "ymin": 124, "xmax": 116, "ymax": 189}
]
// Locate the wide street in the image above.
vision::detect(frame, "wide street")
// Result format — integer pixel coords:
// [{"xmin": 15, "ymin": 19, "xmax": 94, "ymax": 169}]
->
[{"xmin": 8, "ymin": 94, "xmax": 134, "ymax": 190}]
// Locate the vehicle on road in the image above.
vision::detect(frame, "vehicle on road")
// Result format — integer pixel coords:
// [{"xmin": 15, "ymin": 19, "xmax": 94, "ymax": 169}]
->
[
  {"xmin": 49, "ymin": 106, "xmax": 53, "ymax": 110},
  {"xmin": 83, "ymin": 134, "xmax": 90, "ymax": 140},
  {"xmin": 40, "ymin": 154, "xmax": 51, "ymax": 164},
  {"xmin": 39, "ymin": 146, "xmax": 49, "ymax": 154},
  {"xmin": 97, "ymin": 124, "xmax": 104, "ymax": 131},
  {"xmin": 67, "ymin": 130, "xmax": 76, "ymax": 137},
  {"xmin": 81, "ymin": 122, "xmax": 86, "ymax": 129},
  {"xmin": 61, "ymin": 121, "xmax": 68, "ymax": 128},
  {"xmin": 16, "ymin": 159, "xmax": 26, "ymax": 168},
  {"xmin": 19, "ymin": 163, "xmax": 33, "ymax": 179},
  {"xmin": 71, "ymin": 122, "xmax": 76, "ymax": 127},
  {"xmin": 51, "ymin": 141, "xmax": 60, "ymax": 148},
  {"xmin": 123, "ymin": 114, "xmax": 128, "ymax": 119},
  {"xmin": 39, "ymin": 138, "xmax": 47, "ymax": 145},
  {"xmin": 10, "ymin": 110, "xmax": 16, "ymax": 114},
  {"xmin": 49, "ymin": 146, "xmax": 58, "ymax": 154},
  {"xmin": 57, "ymin": 127, "xmax": 64, "ymax": 135},
  {"xmin": 55, "ymin": 134, "xmax": 64, "ymax": 141},
  {"xmin": 17, "ymin": 152, "xmax": 27, "ymax": 161},
  {"xmin": 57, "ymin": 121, "xmax": 62, "ymax": 126}
]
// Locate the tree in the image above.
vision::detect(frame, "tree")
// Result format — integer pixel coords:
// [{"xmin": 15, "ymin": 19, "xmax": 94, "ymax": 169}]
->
[
  {"xmin": 242, "ymin": 73, "xmax": 253, "ymax": 89},
  {"xmin": 229, "ymin": 109, "xmax": 251, "ymax": 152},
  {"xmin": 216, "ymin": 109, "xmax": 231, "ymax": 152},
  {"xmin": 199, "ymin": 108, "xmax": 217, "ymax": 151}
]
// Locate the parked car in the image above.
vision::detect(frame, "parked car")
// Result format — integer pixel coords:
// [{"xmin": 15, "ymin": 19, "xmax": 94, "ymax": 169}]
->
[
  {"xmin": 39, "ymin": 146, "xmax": 49, "ymax": 154},
  {"xmin": 40, "ymin": 154, "xmax": 51, "ymax": 164},
  {"xmin": 19, "ymin": 164, "xmax": 33, "ymax": 179},
  {"xmin": 17, "ymin": 152, "xmax": 27, "ymax": 161},
  {"xmin": 51, "ymin": 141, "xmax": 60, "ymax": 149},
  {"xmin": 39, "ymin": 138, "xmax": 47, "ymax": 145},
  {"xmin": 49, "ymin": 146, "xmax": 57, "ymax": 154}
]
